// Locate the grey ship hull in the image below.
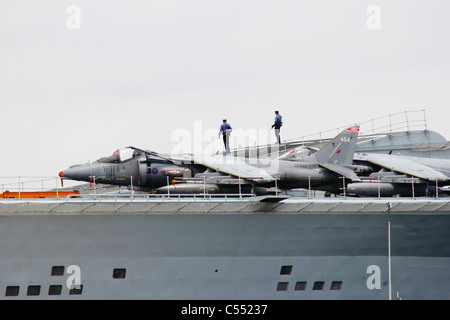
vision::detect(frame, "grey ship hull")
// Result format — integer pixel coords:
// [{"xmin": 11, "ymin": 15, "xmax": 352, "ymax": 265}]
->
[{"xmin": 0, "ymin": 198, "xmax": 449, "ymax": 300}]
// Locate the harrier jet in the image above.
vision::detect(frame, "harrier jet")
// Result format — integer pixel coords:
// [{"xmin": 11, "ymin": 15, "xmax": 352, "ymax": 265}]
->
[
  {"xmin": 346, "ymin": 152, "xmax": 450, "ymax": 197},
  {"xmin": 59, "ymin": 126, "xmax": 361, "ymax": 195}
]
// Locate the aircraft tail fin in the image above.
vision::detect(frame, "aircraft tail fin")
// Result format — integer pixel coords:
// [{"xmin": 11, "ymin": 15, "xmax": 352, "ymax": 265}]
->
[{"xmin": 314, "ymin": 126, "xmax": 360, "ymax": 166}]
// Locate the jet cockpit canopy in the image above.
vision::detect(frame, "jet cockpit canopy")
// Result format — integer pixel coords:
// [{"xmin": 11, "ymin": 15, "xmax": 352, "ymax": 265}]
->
[
  {"xmin": 98, "ymin": 148, "xmax": 143, "ymax": 163},
  {"xmin": 277, "ymin": 146, "xmax": 318, "ymax": 161}
]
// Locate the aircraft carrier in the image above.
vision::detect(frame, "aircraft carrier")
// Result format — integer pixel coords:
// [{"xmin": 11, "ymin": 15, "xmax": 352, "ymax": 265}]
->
[
  {"xmin": 0, "ymin": 195, "xmax": 449, "ymax": 301},
  {"xmin": 0, "ymin": 111, "xmax": 449, "ymax": 301}
]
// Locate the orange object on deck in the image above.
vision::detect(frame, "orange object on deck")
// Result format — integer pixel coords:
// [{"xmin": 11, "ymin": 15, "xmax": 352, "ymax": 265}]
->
[{"xmin": 0, "ymin": 190, "xmax": 80, "ymax": 199}]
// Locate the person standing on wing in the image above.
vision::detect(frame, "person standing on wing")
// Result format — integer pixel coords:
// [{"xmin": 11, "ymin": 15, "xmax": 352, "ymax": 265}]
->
[
  {"xmin": 271, "ymin": 111, "xmax": 282, "ymax": 144},
  {"xmin": 219, "ymin": 119, "xmax": 232, "ymax": 155}
]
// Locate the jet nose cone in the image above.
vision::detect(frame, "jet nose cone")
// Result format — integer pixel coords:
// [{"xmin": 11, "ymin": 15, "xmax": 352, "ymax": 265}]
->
[{"xmin": 59, "ymin": 164, "xmax": 93, "ymax": 182}]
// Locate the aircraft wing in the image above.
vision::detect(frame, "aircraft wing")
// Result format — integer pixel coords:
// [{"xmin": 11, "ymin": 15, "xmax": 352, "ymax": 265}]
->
[
  {"xmin": 355, "ymin": 153, "xmax": 449, "ymax": 181},
  {"xmin": 192, "ymin": 155, "xmax": 276, "ymax": 183},
  {"xmin": 319, "ymin": 163, "xmax": 362, "ymax": 182}
]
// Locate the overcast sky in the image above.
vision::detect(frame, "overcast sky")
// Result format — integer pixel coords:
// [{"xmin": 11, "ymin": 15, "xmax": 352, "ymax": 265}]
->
[{"xmin": 1, "ymin": 1, "xmax": 449, "ymax": 184}]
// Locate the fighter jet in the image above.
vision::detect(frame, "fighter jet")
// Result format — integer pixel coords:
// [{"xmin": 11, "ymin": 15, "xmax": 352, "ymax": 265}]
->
[
  {"xmin": 59, "ymin": 147, "xmax": 205, "ymax": 190},
  {"xmin": 345, "ymin": 153, "xmax": 450, "ymax": 197},
  {"xmin": 59, "ymin": 126, "xmax": 362, "ymax": 195}
]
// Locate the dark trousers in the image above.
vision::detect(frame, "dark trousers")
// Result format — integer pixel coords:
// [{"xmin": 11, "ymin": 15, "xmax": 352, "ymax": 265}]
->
[{"xmin": 222, "ymin": 132, "xmax": 230, "ymax": 153}]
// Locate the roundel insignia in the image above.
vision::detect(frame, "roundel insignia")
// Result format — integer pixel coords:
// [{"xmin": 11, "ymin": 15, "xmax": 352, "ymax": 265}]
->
[{"xmin": 152, "ymin": 168, "xmax": 158, "ymax": 174}]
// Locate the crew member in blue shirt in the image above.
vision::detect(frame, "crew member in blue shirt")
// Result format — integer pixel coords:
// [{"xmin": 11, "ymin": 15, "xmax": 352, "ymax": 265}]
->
[
  {"xmin": 219, "ymin": 119, "xmax": 232, "ymax": 154},
  {"xmin": 271, "ymin": 111, "xmax": 282, "ymax": 143}
]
